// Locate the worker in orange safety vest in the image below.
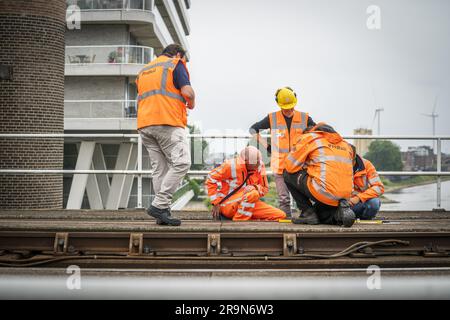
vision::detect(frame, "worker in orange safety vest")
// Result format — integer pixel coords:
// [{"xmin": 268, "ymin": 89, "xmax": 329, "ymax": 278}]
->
[
  {"xmin": 206, "ymin": 146, "xmax": 286, "ymax": 221},
  {"xmin": 249, "ymin": 87, "xmax": 316, "ymax": 217},
  {"xmin": 283, "ymin": 123, "xmax": 356, "ymax": 227},
  {"xmin": 351, "ymin": 155, "xmax": 384, "ymax": 220},
  {"xmin": 136, "ymin": 44, "xmax": 195, "ymax": 226}
]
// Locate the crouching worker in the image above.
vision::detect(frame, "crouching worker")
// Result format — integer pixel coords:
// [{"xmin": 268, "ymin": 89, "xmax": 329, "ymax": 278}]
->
[
  {"xmin": 283, "ymin": 123, "xmax": 356, "ymax": 227},
  {"xmin": 206, "ymin": 146, "xmax": 286, "ymax": 221},
  {"xmin": 351, "ymin": 154, "xmax": 384, "ymax": 220}
]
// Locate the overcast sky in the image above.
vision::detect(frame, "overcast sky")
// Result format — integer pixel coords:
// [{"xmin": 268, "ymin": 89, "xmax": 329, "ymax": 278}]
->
[{"xmin": 185, "ymin": 0, "xmax": 450, "ymax": 152}]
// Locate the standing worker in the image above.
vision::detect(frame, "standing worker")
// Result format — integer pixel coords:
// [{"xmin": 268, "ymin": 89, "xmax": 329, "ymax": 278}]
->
[
  {"xmin": 283, "ymin": 123, "xmax": 356, "ymax": 227},
  {"xmin": 206, "ymin": 146, "xmax": 286, "ymax": 221},
  {"xmin": 351, "ymin": 154, "xmax": 384, "ymax": 220},
  {"xmin": 136, "ymin": 44, "xmax": 195, "ymax": 226},
  {"xmin": 249, "ymin": 87, "xmax": 316, "ymax": 217}
]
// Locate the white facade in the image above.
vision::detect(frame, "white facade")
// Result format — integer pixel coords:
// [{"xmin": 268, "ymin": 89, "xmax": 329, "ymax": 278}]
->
[{"xmin": 63, "ymin": 0, "xmax": 191, "ymax": 208}]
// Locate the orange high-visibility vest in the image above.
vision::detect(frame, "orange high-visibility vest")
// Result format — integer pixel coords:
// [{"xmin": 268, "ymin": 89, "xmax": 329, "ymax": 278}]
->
[
  {"xmin": 136, "ymin": 55, "xmax": 189, "ymax": 129},
  {"xmin": 353, "ymin": 158, "xmax": 384, "ymax": 202},
  {"xmin": 205, "ymin": 157, "xmax": 269, "ymax": 206},
  {"xmin": 285, "ymin": 131, "xmax": 354, "ymax": 206},
  {"xmin": 268, "ymin": 110, "xmax": 309, "ymax": 174}
]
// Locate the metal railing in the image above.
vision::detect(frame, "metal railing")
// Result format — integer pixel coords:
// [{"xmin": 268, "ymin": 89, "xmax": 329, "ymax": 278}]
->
[
  {"xmin": 64, "ymin": 100, "xmax": 137, "ymax": 118},
  {"xmin": 65, "ymin": 45, "xmax": 153, "ymax": 65},
  {"xmin": 66, "ymin": 0, "xmax": 154, "ymax": 11},
  {"xmin": 1, "ymin": 134, "xmax": 449, "ymax": 209}
]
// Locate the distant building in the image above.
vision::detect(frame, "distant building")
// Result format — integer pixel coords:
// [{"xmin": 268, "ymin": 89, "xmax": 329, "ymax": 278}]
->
[
  {"xmin": 442, "ymin": 155, "xmax": 450, "ymax": 172},
  {"xmin": 353, "ymin": 128, "xmax": 373, "ymax": 156},
  {"xmin": 402, "ymin": 146, "xmax": 436, "ymax": 171}
]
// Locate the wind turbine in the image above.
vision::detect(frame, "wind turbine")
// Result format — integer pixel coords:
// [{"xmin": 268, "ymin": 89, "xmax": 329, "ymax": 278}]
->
[
  {"xmin": 370, "ymin": 89, "xmax": 384, "ymax": 135},
  {"xmin": 422, "ymin": 94, "xmax": 439, "ymax": 153},
  {"xmin": 422, "ymin": 95, "xmax": 439, "ymax": 136},
  {"xmin": 371, "ymin": 108, "xmax": 384, "ymax": 135}
]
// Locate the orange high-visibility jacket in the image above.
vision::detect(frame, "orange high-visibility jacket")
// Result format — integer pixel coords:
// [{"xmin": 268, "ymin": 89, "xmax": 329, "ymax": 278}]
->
[
  {"xmin": 268, "ymin": 110, "xmax": 309, "ymax": 174},
  {"xmin": 285, "ymin": 130, "xmax": 354, "ymax": 206},
  {"xmin": 353, "ymin": 158, "xmax": 384, "ymax": 202},
  {"xmin": 136, "ymin": 55, "xmax": 189, "ymax": 129},
  {"xmin": 206, "ymin": 157, "xmax": 269, "ymax": 206}
]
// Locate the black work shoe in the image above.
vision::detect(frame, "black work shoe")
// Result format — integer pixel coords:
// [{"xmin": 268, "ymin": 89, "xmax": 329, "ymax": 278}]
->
[
  {"xmin": 147, "ymin": 205, "xmax": 181, "ymax": 226},
  {"xmin": 335, "ymin": 200, "xmax": 356, "ymax": 228},
  {"xmin": 156, "ymin": 207, "xmax": 172, "ymax": 225},
  {"xmin": 292, "ymin": 208, "xmax": 320, "ymax": 225}
]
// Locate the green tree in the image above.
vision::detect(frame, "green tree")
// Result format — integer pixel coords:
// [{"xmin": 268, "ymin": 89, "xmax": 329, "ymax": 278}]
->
[{"xmin": 365, "ymin": 140, "xmax": 403, "ymax": 171}]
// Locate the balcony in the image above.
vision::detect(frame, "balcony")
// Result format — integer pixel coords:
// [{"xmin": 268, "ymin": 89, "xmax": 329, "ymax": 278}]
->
[
  {"xmin": 68, "ymin": 0, "xmax": 154, "ymax": 11},
  {"xmin": 66, "ymin": 0, "xmax": 173, "ymax": 50},
  {"xmin": 65, "ymin": 45, "xmax": 153, "ymax": 76},
  {"xmin": 64, "ymin": 100, "xmax": 138, "ymax": 131}
]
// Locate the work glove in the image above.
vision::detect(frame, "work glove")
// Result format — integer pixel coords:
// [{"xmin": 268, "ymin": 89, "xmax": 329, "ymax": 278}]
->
[
  {"xmin": 244, "ymin": 189, "xmax": 260, "ymax": 203},
  {"xmin": 243, "ymin": 185, "xmax": 256, "ymax": 193}
]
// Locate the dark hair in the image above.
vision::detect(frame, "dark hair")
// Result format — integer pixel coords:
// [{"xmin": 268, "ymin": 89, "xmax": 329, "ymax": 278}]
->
[{"xmin": 161, "ymin": 44, "xmax": 186, "ymax": 58}]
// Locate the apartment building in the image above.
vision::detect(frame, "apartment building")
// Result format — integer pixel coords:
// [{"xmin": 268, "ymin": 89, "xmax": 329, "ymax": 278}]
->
[{"xmin": 63, "ymin": 0, "xmax": 191, "ymax": 209}]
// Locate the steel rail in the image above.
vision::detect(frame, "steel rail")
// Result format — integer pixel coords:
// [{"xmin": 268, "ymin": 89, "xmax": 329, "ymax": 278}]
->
[{"xmin": 0, "ymin": 231, "xmax": 449, "ymax": 265}]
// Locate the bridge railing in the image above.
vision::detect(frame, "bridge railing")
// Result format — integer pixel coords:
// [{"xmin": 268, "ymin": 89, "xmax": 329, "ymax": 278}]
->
[{"xmin": 1, "ymin": 133, "xmax": 449, "ymax": 209}]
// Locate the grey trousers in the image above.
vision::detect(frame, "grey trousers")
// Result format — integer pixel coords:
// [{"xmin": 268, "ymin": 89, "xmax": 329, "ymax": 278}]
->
[
  {"xmin": 140, "ymin": 125, "xmax": 191, "ymax": 209},
  {"xmin": 274, "ymin": 173, "xmax": 292, "ymax": 216}
]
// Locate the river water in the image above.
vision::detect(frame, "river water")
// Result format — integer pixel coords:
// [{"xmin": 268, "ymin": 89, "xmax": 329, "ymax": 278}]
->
[{"xmin": 382, "ymin": 180, "xmax": 450, "ymax": 211}]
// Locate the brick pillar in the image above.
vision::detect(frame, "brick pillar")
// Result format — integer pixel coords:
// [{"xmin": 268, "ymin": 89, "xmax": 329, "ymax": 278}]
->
[{"xmin": 0, "ymin": 0, "xmax": 66, "ymax": 209}]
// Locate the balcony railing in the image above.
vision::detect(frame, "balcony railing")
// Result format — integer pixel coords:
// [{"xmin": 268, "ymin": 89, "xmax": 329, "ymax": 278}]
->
[
  {"xmin": 65, "ymin": 45, "xmax": 153, "ymax": 65},
  {"xmin": 66, "ymin": 0, "xmax": 154, "ymax": 11},
  {"xmin": 65, "ymin": 100, "xmax": 137, "ymax": 118}
]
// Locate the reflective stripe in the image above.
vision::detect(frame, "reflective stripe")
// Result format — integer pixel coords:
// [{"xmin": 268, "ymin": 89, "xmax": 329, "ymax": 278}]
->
[
  {"xmin": 309, "ymin": 155, "xmax": 353, "ymax": 165},
  {"xmin": 207, "ymin": 175, "xmax": 220, "ymax": 184},
  {"xmin": 291, "ymin": 123, "xmax": 306, "ymax": 130},
  {"xmin": 137, "ymin": 58, "xmax": 186, "ymax": 104},
  {"xmin": 362, "ymin": 176, "xmax": 368, "ymax": 189},
  {"xmin": 311, "ymin": 179, "xmax": 341, "ymax": 202},
  {"xmin": 138, "ymin": 90, "xmax": 186, "ymax": 103},
  {"xmin": 237, "ymin": 209, "xmax": 252, "ymax": 217},
  {"xmin": 220, "ymin": 197, "xmax": 243, "ymax": 207},
  {"xmin": 287, "ymin": 154, "xmax": 305, "ymax": 168},
  {"xmin": 241, "ymin": 202, "xmax": 255, "ymax": 208},
  {"xmin": 272, "ymin": 145, "xmax": 289, "ymax": 153},
  {"xmin": 210, "ymin": 193, "xmax": 226, "ymax": 201},
  {"xmin": 310, "ymin": 139, "xmax": 341, "ymax": 202},
  {"xmin": 138, "ymin": 61, "xmax": 175, "ymax": 75},
  {"xmin": 315, "ymin": 139, "xmax": 326, "ymax": 189},
  {"xmin": 369, "ymin": 176, "xmax": 381, "ymax": 185},
  {"xmin": 291, "ymin": 112, "xmax": 307, "ymax": 130},
  {"xmin": 373, "ymin": 186, "xmax": 383, "ymax": 195},
  {"xmin": 230, "ymin": 159, "xmax": 237, "ymax": 179},
  {"xmin": 270, "ymin": 112, "xmax": 287, "ymax": 130},
  {"xmin": 227, "ymin": 159, "xmax": 239, "ymax": 194}
]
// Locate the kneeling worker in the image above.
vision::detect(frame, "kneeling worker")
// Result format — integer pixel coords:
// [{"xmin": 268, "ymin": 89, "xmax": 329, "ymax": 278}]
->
[
  {"xmin": 351, "ymin": 154, "xmax": 384, "ymax": 220},
  {"xmin": 283, "ymin": 123, "xmax": 356, "ymax": 227},
  {"xmin": 206, "ymin": 146, "xmax": 286, "ymax": 221}
]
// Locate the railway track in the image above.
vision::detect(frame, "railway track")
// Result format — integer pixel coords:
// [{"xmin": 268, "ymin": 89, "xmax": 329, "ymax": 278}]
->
[{"xmin": 0, "ymin": 210, "xmax": 449, "ymax": 270}]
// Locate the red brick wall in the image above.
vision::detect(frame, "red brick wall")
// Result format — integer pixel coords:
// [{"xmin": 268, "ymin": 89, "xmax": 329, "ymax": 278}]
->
[{"xmin": 0, "ymin": 0, "xmax": 66, "ymax": 209}]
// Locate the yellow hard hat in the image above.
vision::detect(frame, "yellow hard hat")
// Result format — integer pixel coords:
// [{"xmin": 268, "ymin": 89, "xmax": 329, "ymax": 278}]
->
[{"xmin": 275, "ymin": 87, "xmax": 298, "ymax": 110}]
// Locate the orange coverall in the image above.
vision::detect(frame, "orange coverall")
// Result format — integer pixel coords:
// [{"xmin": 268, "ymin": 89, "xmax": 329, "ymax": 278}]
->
[
  {"xmin": 206, "ymin": 157, "xmax": 286, "ymax": 221},
  {"xmin": 353, "ymin": 158, "xmax": 385, "ymax": 202}
]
